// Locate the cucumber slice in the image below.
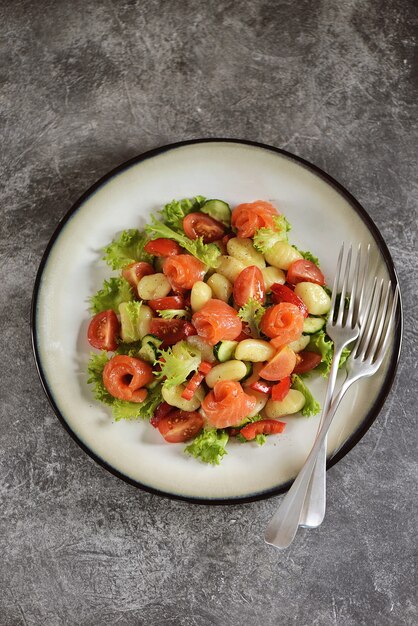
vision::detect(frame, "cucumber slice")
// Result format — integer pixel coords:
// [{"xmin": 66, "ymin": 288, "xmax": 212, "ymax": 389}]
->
[
  {"xmin": 138, "ymin": 334, "xmax": 163, "ymax": 362},
  {"xmin": 213, "ymin": 340, "xmax": 238, "ymax": 362},
  {"xmin": 303, "ymin": 316, "xmax": 326, "ymax": 334},
  {"xmin": 288, "ymin": 334, "xmax": 310, "ymax": 353},
  {"xmin": 241, "ymin": 361, "xmax": 253, "ymax": 381},
  {"xmin": 201, "ymin": 199, "xmax": 231, "ymax": 224}
]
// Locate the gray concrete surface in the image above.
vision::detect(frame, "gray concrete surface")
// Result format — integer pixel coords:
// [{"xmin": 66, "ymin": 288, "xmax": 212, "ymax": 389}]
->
[{"xmin": 1, "ymin": 1, "xmax": 417, "ymax": 624}]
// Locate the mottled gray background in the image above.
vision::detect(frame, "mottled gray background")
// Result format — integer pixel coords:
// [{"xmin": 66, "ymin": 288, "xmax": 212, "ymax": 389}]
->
[{"xmin": 1, "ymin": 0, "xmax": 417, "ymax": 624}]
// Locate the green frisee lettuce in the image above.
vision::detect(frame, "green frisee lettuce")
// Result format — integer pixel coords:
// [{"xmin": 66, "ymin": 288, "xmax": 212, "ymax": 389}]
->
[
  {"xmin": 185, "ymin": 428, "xmax": 229, "ymax": 465},
  {"xmin": 156, "ymin": 341, "xmax": 201, "ymax": 388},
  {"xmin": 291, "ymin": 374, "xmax": 320, "ymax": 416},
  {"xmin": 90, "ymin": 277, "xmax": 133, "ymax": 314},
  {"xmin": 237, "ymin": 299, "xmax": 266, "ymax": 338},
  {"xmin": 253, "ymin": 215, "xmax": 291, "ymax": 253},
  {"xmin": 159, "ymin": 196, "xmax": 206, "ymax": 231},
  {"xmin": 103, "ymin": 229, "xmax": 153, "ymax": 269}
]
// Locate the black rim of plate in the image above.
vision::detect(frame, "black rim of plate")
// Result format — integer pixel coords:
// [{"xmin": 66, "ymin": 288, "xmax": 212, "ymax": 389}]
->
[{"xmin": 31, "ymin": 138, "xmax": 403, "ymax": 505}]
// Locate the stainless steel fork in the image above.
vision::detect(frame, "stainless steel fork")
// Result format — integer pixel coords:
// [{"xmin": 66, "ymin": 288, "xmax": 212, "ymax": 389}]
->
[
  {"xmin": 299, "ymin": 278, "xmax": 400, "ymax": 528},
  {"xmin": 264, "ymin": 245, "xmax": 398, "ymax": 549}
]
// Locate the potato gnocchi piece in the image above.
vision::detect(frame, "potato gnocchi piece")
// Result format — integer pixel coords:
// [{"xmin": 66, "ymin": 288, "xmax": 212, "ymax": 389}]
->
[
  {"xmin": 294, "ymin": 282, "xmax": 331, "ymax": 315},
  {"xmin": 246, "ymin": 389, "xmax": 269, "ymax": 417},
  {"xmin": 264, "ymin": 389, "xmax": 306, "ymax": 418},
  {"xmin": 234, "ymin": 339, "xmax": 276, "ymax": 362},
  {"xmin": 264, "ymin": 241, "xmax": 302, "ymax": 270},
  {"xmin": 205, "ymin": 360, "xmax": 248, "ymax": 388},
  {"xmin": 137, "ymin": 273, "xmax": 171, "ymax": 300},
  {"xmin": 162, "ymin": 383, "xmax": 205, "ymax": 411},
  {"xmin": 227, "ymin": 238, "xmax": 266, "ymax": 269},
  {"xmin": 191, "ymin": 281, "xmax": 212, "ymax": 312},
  {"xmin": 207, "ymin": 273, "xmax": 233, "ymax": 303},
  {"xmin": 261, "ymin": 266, "xmax": 286, "ymax": 291},
  {"xmin": 215, "ymin": 255, "xmax": 246, "ymax": 282}
]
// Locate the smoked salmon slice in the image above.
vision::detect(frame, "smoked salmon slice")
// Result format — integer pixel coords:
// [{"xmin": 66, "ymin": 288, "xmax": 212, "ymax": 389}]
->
[
  {"xmin": 231, "ymin": 200, "xmax": 278, "ymax": 238},
  {"xmin": 192, "ymin": 299, "xmax": 243, "ymax": 345},
  {"xmin": 163, "ymin": 254, "xmax": 206, "ymax": 290},
  {"xmin": 202, "ymin": 381, "xmax": 257, "ymax": 428},
  {"xmin": 260, "ymin": 302, "xmax": 304, "ymax": 346}
]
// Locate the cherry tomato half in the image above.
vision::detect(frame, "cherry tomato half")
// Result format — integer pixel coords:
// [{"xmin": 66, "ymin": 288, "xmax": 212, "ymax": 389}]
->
[
  {"xmin": 148, "ymin": 295, "xmax": 185, "ymax": 312},
  {"xmin": 183, "ymin": 212, "xmax": 226, "ymax": 243},
  {"xmin": 157, "ymin": 409, "xmax": 204, "ymax": 443},
  {"xmin": 122, "ymin": 262, "xmax": 154, "ymax": 290},
  {"xmin": 102, "ymin": 355, "xmax": 154, "ymax": 402},
  {"xmin": 150, "ymin": 401, "xmax": 176, "ymax": 428},
  {"xmin": 144, "ymin": 238, "xmax": 183, "ymax": 257},
  {"xmin": 239, "ymin": 419, "xmax": 286, "ymax": 441},
  {"xmin": 149, "ymin": 319, "xmax": 197, "ymax": 348},
  {"xmin": 287, "ymin": 259, "xmax": 325, "ymax": 286},
  {"xmin": 271, "ymin": 377, "xmax": 291, "ymax": 402},
  {"xmin": 271, "ymin": 283, "xmax": 308, "ymax": 318},
  {"xmin": 233, "ymin": 265, "xmax": 266, "ymax": 307},
  {"xmin": 87, "ymin": 310, "xmax": 120, "ymax": 351},
  {"xmin": 292, "ymin": 351, "xmax": 322, "ymax": 374}
]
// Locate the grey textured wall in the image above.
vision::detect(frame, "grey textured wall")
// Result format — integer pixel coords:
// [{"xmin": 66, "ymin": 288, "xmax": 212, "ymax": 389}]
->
[{"xmin": 1, "ymin": 1, "xmax": 417, "ymax": 625}]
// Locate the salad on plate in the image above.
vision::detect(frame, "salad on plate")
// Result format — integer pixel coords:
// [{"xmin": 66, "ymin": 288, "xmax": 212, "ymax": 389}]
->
[{"xmin": 86, "ymin": 196, "xmax": 348, "ymax": 464}]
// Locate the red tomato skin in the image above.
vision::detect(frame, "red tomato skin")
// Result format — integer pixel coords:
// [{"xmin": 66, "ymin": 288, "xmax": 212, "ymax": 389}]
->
[
  {"xmin": 287, "ymin": 260, "xmax": 325, "ymax": 286},
  {"xmin": 233, "ymin": 266, "xmax": 266, "ymax": 308},
  {"xmin": 271, "ymin": 377, "xmax": 291, "ymax": 401},
  {"xmin": 144, "ymin": 238, "xmax": 183, "ymax": 257},
  {"xmin": 150, "ymin": 402, "xmax": 175, "ymax": 428},
  {"xmin": 122, "ymin": 262, "xmax": 154, "ymax": 290},
  {"xmin": 149, "ymin": 319, "xmax": 197, "ymax": 348},
  {"xmin": 183, "ymin": 212, "xmax": 226, "ymax": 243},
  {"xmin": 87, "ymin": 310, "xmax": 120, "ymax": 351},
  {"xmin": 259, "ymin": 346, "xmax": 297, "ymax": 381},
  {"xmin": 157, "ymin": 410, "xmax": 204, "ymax": 443},
  {"xmin": 148, "ymin": 295, "xmax": 185, "ymax": 312},
  {"xmin": 240, "ymin": 419, "xmax": 286, "ymax": 440},
  {"xmin": 271, "ymin": 283, "xmax": 309, "ymax": 318},
  {"xmin": 292, "ymin": 351, "xmax": 322, "ymax": 374},
  {"xmin": 250, "ymin": 380, "xmax": 272, "ymax": 394},
  {"xmin": 102, "ymin": 355, "xmax": 153, "ymax": 402}
]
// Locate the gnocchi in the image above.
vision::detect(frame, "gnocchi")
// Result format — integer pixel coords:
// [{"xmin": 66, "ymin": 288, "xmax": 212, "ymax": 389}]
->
[
  {"xmin": 234, "ymin": 339, "xmax": 276, "ymax": 362},
  {"xmin": 264, "ymin": 389, "xmax": 306, "ymax": 418},
  {"xmin": 186, "ymin": 335, "xmax": 217, "ymax": 363},
  {"xmin": 246, "ymin": 389, "xmax": 269, "ymax": 417},
  {"xmin": 264, "ymin": 241, "xmax": 302, "ymax": 270},
  {"xmin": 205, "ymin": 360, "xmax": 248, "ymax": 388},
  {"xmin": 162, "ymin": 383, "xmax": 205, "ymax": 411},
  {"xmin": 207, "ymin": 273, "xmax": 233, "ymax": 302},
  {"xmin": 227, "ymin": 238, "xmax": 266, "ymax": 269},
  {"xmin": 261, "ymin": 266, "xmax": 286, "ymax": 291},
  {"xmin": 137, "ymin": 273, "xmax": 171, "ymax": 300},
  {"xmin": 191, "ymin": 281, "xmax": 212, "ymax": 312},
  {"xmin": 294, "ymin": 282, "xmax": 331, "ymax": 315},
  {"xmin": 215, "ymin": 255, "xmax": 246, "ymax": 282}
]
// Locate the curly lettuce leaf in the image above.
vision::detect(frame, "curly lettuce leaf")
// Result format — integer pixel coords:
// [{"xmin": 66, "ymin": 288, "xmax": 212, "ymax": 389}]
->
[
  {"xmin": 291, "ymin": 247, "xmax": 320, "ymax": 266},
  {"xmin": 156, "ymin": 341, "xmax": 201, "ymax": 388},
  {"xmin": 112, "ymin": 385, "xmax": 163, "ymax": 421},
  {"xmin": 90, "ymin": 277, "xmax": 133, "ymax": 314},
  {"xmin": 158, "ymin": 309, "xmax": 190, "ymax": 320},
  {"xmin": 253, "ymin": 215, "xmax": 291, "ymax": 253},
  {"xmin": 160, "ymin": 196, "xmax": 206, "ymax": 231},
  {"xmin": 237, "ymin": 299, "xmax": 266, "ymax": 338},
  {"xmin": 185, "ymin": 428, "xmax": 229, "ymax": 465},
  {"xmin": 87, "ymin": 351, "xmax": 113, "ymax": 405},
  {"xmin": 291, "ymin": 374, "xmax": 320, "ymax": 417},
  {"xmin": 145, "ymin": 218, "xmax": 221, "ymax": 268},
  {"xmin": 307, "ymin": 330, "xmax": 350, "ymax": 376},
  {"xmin": 103, "ymin": 229, "xmax": 153, "ymax": 269}
]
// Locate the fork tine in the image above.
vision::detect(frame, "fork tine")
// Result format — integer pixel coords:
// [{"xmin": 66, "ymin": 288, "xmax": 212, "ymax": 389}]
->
[
  {"xmin": 336, "ymin": 245, "xmax": 352, "ymax": 326},
  {"xmin": 357, "ymin": 244, "xmax": 370, "ymax": 326},
  {"xmin": 354, "ymin": 276, "xmax": 377, "ymax": 358},
  {"xmin": 372, "ymin": 285, "xmax": 399, "ymax": 368},
  {"xmin": 367, "ymin": 281, "xmax": 391, "ymax": 361},
  {"xmin": 358, "ymin": 279, "xmax": 384, "ymax": 361},
  {"xmin": 346, "ymin": 244, "xmax": 361, "ymax": 328},
  {"xmin": 328, "ymin": 243, "xmax": 344, "ymax": 325}
]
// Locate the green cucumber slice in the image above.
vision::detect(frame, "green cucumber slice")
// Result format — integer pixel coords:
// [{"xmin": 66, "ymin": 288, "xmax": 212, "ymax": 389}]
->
[
  {"xmin": 303, "ymin": 316, "xmax": 326, "ymax": 334},
  {"xmin": 213, "ymin": 340, "xmax": 238, "ymax": 362},
  {"xmin": 201, "ymin": 199, "xmax": 231, "ymax": 224}
]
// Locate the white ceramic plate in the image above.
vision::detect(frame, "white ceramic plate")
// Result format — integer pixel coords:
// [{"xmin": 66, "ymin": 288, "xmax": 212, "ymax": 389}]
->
[{"xmin": 32, "ymin": 139, "xmax": 402, "ymax": 503}]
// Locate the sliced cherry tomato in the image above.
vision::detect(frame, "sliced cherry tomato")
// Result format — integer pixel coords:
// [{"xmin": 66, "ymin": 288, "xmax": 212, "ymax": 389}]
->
[
  {"xmin": 250, "ymin": 380, "xmax": 272, "ymax": 394},
  {"xmin": 122, "ymin": 262, "xmax": 154, "ymax": 290},
  {"xmin": 293, "ymin": 351, "xmax": 322, "ymax": 374},
  {"xmin": 144, "ymin": 238, "xmax": 183, "ymax": 257},
  {"xmin": 87, "ymin": 310, "xmax": 120, "ymax": 351},
  {"xmin": 157, "ymin": 409, "xmax": 204, "ymax": 443},
  {"xmin": 181, "ymin": 371, "xmax": 205, "ymax": 400},
  {"xmin": 149, "ymin": 319, "xmax": 197, "ymax": 348},
  {"xmin": 271, "ymin": 283, "xmax": 308, "ymax": 318},
  {"xmin": 233, "ymin": 265, "xmax": 266, "ymax": 308},
  {"xmin": 148, "ymin": 295, "xmax": 185, "ymax": 312},
  {"xmin": 150, "ymin": 401, "xmax": 175, "ymax": 428},
  {"xmin": 287, "ymin": 260, "xmax": 325, "ymax": 286},
  {"xmin": 103, "ymin": 355, "xmax": 153, "ymax": 402},
  {"xmin": 271, "ymin": 377, "xmax": 291, "ymax": 401},
  {"xmin": 240, "ymin": 419, "xmax": 286, "ymax": 441},
  {"xmin": 259, "ymin": 346, "xmax": 297, "ymax": 381},
  {"xmin": 183, "ymin": 212, "xmax": 226, "ymax": 243}
]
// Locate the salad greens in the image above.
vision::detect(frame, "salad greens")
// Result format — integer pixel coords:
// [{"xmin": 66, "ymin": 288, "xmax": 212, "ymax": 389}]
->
[
  {"xmin": 253, "ymin": 215, "xmax": 291, "ymax": 253},
  {"xmin": 185, "ymin": 428, "xmax": 229, "ymax": 465},
  {"xmin": 160, "ymin": 196, "xmax": 206, "ymax": 231},
  {"xmin": 103, "ymin": 229, "xmax": 153, "ymax": 270},
  {"xmin": 237, "ymin": 299, "xmax": 266, "ymax": 338},
  {"xmin": 156, "ymin": 341, "xmax": 201, "ymax": 388},
  {"xmin": 291, "ymin": 374, "xmax": 321, "ymax": 417},
  {"xmin": 90, "ymin": 277, "xmax": 133, "ymax": 314},
  {"xmin": 307, "ymin": 330, "xmax": 350, "ymax": 376}
]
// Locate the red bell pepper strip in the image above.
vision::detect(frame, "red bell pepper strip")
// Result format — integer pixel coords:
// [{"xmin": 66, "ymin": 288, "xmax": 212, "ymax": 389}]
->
[
  {"xmin": 250, "ymin": 379, "xmax": 272, "ymax": 394},
  {"xmin": 271, "ymin": 377, "xmax": 291, "ymax": 402}
]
